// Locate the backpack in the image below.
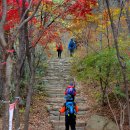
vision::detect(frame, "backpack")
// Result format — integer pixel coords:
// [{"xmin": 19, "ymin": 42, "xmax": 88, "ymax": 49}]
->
[
  {"xmin": 69, "ymin": 41, "xmax": 74, "ymax": 48},
  {"xmin": 66, "ymin": 87, "xmax": 75, "ymax": 96},
  {"xmin": 65, "ymin": 101, "xmax": 76, "ymax": 116}
]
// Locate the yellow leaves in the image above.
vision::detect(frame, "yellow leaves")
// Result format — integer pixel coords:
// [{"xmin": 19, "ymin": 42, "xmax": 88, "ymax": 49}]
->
[
  {"xmin": 112, "ymin": 8, "xmax": 120, "ymax": 16},
  {"xmin": 40, "ymin": 2, "xmax": 53, "ymax": 13},
  {"xmin": 35, "ymin": 22, "xmax": 41, "ymax": 28},
  {"xmin": 118, "ymin": 34, "xmax": 130, "ymax": 51},
  {"xmin": 86, "ymin": 14, "xmax": 96, "ymax": 22}
]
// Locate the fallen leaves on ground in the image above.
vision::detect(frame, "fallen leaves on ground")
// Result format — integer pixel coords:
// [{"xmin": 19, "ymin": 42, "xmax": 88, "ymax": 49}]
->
[{"xmin": 29, "ymin": 92, "xmax": 52, "ymax": 130}]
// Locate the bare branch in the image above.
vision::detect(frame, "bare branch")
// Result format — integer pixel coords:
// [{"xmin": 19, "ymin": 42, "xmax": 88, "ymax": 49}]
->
[
  {"xmin": 18, "ymin": 0, "xmax": 42, "ymax": 30},
  {"xmin": 106, "ymin": 93, "xmax": 120, "ymax": 130},
  {"xmin": 0, "ymin": 0, "xmax": 7, "ymax": 48},
  {"xmin": 20, "ymin": 0, "xmax": 33, "ymax": 24},
  {"xmin": 0, "ymin": 0, "xmax": 7, "ymax": 26},
  {"xmin": 0, "ymin": 33, "xmax": 7, "ymax": 48}
]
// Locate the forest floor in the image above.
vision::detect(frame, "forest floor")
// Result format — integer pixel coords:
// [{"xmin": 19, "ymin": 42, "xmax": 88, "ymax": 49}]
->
[
  {"xmin": 80, "ymin": 82, "xmax": 129, "ymax": 130},
  {"xmin": 29, "ymin": 92, "xmax": 52, "ymax": 130},
  {"xmin": 0, "ymin": 92, "xmax": 52, "ymax": 130}
]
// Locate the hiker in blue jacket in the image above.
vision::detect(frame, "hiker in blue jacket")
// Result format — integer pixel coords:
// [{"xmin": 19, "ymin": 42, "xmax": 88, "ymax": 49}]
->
[
  {"xmin": 59, "ymin": 95, "xmax": 79, "ymax": 130},
  {"xmin": 68, "ymin": 38, "xmax": 76, "ymax": 57}
]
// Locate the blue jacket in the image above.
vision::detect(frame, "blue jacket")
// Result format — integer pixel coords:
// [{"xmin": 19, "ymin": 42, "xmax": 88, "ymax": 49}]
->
[{"xmin": 68, "ymin": 39, "xmax": 76, "ymax": 50}]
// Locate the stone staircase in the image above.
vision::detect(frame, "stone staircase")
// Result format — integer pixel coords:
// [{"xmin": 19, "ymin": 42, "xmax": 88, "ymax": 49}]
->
[{"xmin": 43, "ymin": 58, "xmax": 88, "ymax": 130}]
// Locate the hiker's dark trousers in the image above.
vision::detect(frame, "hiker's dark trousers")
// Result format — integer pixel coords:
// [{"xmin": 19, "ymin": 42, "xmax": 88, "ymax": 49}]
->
[
  {"xmin": 65, "ymin": 115, "xmax": 76, "ymax": 130},
  {"xmin": 57, "ymin": 50, "xmax": 62, "ymax": 58},
  {"xmin": 69, "ymin": 49, "xmax": 74, "ymax": 57}
]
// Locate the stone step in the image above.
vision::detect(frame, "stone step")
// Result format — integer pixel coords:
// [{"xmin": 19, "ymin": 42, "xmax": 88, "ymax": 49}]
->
[
  {"xmin": 50, "ymin": 111, "xmax": 86, "ymax": 116},
  {"xmin": 44, "ymin": 86, "xmax": 77, "ymax": 90},
  {"xmin": 43, "ymin": 87, "xmax": 66, "ymax": 90},
  {"xmin": 53, "ymin": 126, "xmax": 85, "ymax": 130},
  {"xmin": 45, "ymin": 89, "xmax": 80, "ymax": 93},
  {"xmin": 47, "ymin": 69, "xmax": 70, "ymax": 71},
  {"xmin": 47, "ymin": 67, "xmax": 71, "ymax": 70},
  {"xmin": 43, "ymin": 82, "xmax": 66, "ymax": 85},
  {"xmin": 43, "ymin": 79, "xmax": 64, "ymax": 82},
  {"xmin": 47, "ymin": 93, "xmax": 80, "ymax": 98},
  {"xmin": 44, "ymin": 83, "xmax": 65, "ymax": 85},
  {"xmin": 51, "ymin": 120, "xmax": 86, "ymax": 127},
  {"xmin": 47, "ymin": 68, "xmax": 71, "ymax": 71},
  {"xmin": 44, "ymin": 88, "xmax": 66, "ymax": 91},
  {"xmin": 47, "ymin": 70, "xmax": 71, "ymax": 73},
  {"xmin": 47, "ymin": 105, "xmax": 89, "ymax": 112},
  {"xmin": 43, "ymin": 86, "xmax": 66, "ymax": 89},
  {"xmin": 47, "ymin": 102, "xmax": 87, "ymax": 107},
  {"xmin": 49, "ymin": 114, "xmax": 85, "ymax": 120},
  {"xmin": 48, "ymin": 62, "xmax": 71, "ymax": 64},
  {"xmin": 43, "ymin": 77, "xmax": 64, "ymax": 80},
  {"xmin": 47, "ymin": 97, "xmax": 86, "ymax": 103},
  {"xmin": 44, "ymin": 76, "xmax": 70, "ymax": 79},
  {"xmin": 45, "ymin": 75, "xmax": 71, "ymax": 79}
]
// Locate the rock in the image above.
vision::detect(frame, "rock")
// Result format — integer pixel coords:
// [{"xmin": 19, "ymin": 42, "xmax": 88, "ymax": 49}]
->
[
  {"xmin": 104, "ymin": 121, "xmax": 119, "ymax": 130},
  {"xmin": 86, "ymin": 115, "xmax": 118, "ymax": 130}
]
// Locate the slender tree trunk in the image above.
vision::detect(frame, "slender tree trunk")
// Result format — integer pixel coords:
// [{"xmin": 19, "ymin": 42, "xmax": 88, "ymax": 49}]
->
[
  {"xmin": 2, "ymin": 55, "xmax": 12, "ymax": 130},
  {"xmin": 14, "ymin": 1, "xmax": 27, "ymax": 129},
  {"xmin": 0, "ymin": 46, "xmax": 3, "ymax": 97},
  {"xmin": 23, "ymin": 11, "xmax": 35, "ymax": 129},
  {"xmin": 0, "ymin": 0, "xmax": 10, "ymax": 127},
  {"xmin": 105, "ymin": 0, "xmax": 130, "ymax": 128},
  {"xmin": 106, "ymin": 25, "xmax": 110, "ymax": 49},
  {"xmin": 125, "ymin": 0, "xmax": 130, "ymax": 34},
  {"xmin": 24, "ymin": 47, "xmax": 35, "ymax": 130}
]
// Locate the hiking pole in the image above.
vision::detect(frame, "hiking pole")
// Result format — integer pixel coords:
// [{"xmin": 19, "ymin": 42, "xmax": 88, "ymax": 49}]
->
[{"xmin": 58, "ymin": 112, "xmax": 61, "ymax": 130}]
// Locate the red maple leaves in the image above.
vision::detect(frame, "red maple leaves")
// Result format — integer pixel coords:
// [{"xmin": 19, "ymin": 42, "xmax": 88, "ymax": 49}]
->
[{"xmin": 67, "ymin": 0, "xmax": 97, "ymax": 18}]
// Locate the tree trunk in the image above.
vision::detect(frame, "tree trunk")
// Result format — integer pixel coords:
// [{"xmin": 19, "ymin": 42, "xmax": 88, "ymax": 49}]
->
[
  {"xmin": 23, "ymin": 11, "xmax": 35, "ymax": 129},
  {"xmin": 0, "ymin": 2, "xmax": 10, "ymax": 126},
  {"xmin": 24, "ymin": 48, "xmax": 35, "ymax": 130},
  {"xmin": 126, "ymin": 0, "xmax": 130, "ymax": 34},
  {"xmin": 105, "ymin": 0, "xmax": 130, "ymax": 128},
  {"xmin": 2, "ymin": 55, "xmax": 12, "ymax": 130},
  {"xmin": 0, "ymin": 65, "xmax": 3, "ymax": 100},
  {"xmin": 14, "ymin": 1, "xmax": 27, "ymax": 129}
]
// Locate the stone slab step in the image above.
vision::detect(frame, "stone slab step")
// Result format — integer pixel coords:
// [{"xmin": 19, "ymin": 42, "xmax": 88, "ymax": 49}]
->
[
  {"xmin": 44, "ymin": 89, "xmax": 66, "ymax": 92},
  {"xmin": 51, "ymin": 120, "xmax": 86, "ymax": 127},
  {"xmin": 47, "ymin": 105, "xmax": 89, "ymax": 112},
  {"xmin": 44, "ymin": 87, "xmax": 65, "ymax": 91},
  {"xmin": 47, "ymin": 98, "xmax": 86, "ymax": 103},
  {"xmin": 47, "ymin": 68, "xmax": 71, "ymax": 70},
  {"xmin": 47, "ymin": 103, "xmax": 87, "ymax": 107},
  {"xmin": 47, "ymin": 94, "xmax": 80, "ymax": 98},
  {"xmin": 46, "ymin": 92, "xmax": 81, "ymax": 95},
  {"xmin": 50, "ymin": 111, "xmax": 86, "ymax": 116},
  {"xmin": 43, "ymin": 84, "xmax": 66, "ymax": 87},
  {"xmin": 53, "ymin": 126, "xmax": 85, "ymax": 130},
  {"xmin": 49, "ymin": 115, "xmax": 85, "ymax": 121}
]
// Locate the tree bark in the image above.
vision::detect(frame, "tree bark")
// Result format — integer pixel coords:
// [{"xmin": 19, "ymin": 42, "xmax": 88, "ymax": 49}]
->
[
  {"xmin": 24, "ymin": 42, "xmax": 35, "ymax": 130},
  {"xmin": 105, "ymin": 0, "xmax": 130, "ymax": 128},
  {"xmin": 0, "ymin": 1, "xmax": 10, "ymax": 129},
  {"xmin": 125, "ymin": 0, "xmax": 130, "ymax": 34},
  {"xmin": 15, "ymin": 1, "xmax": 27, "ymax": 129}
]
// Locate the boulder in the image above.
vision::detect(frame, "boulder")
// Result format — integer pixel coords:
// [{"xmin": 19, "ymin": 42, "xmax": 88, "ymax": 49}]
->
[{"xmin": 86, "ymin": 115, "xmax": 119, "ymax": 130}]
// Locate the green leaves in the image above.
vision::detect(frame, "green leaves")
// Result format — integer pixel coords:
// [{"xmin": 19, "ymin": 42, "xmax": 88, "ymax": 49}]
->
[{"xmin": 73, "ymin": 48, "xmax": 123, "ymax": 86}]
